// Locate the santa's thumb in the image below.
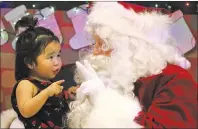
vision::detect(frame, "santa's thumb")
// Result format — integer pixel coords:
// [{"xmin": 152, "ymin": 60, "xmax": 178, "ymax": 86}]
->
[{"xmin": 76, "ymin": 61, "xmax": 92, "ymax": 81}]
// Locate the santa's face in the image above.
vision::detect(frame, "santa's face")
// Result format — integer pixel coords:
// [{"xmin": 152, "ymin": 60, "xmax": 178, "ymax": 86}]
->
[
  {"xmin": 93, "ymin": 34, "xmax": 112, "ymax": 56},
  {"xmin": 76, "ymin": 35, "xmax": 112, "ymax": 85}
]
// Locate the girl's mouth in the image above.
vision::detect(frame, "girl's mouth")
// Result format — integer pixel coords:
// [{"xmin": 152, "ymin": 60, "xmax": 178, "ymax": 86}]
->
[{"xmin": 53, "ymin": 69, "xmax": 60, "ymax": 74}]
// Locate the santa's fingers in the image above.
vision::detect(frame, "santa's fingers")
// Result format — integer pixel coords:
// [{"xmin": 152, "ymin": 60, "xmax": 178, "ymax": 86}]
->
[
  {"xmin": 83, "ymin": 60, "xmax": 98, "ymax": 78},
  {"xmin": 76, "ymin": 88, "xmax": 87, "ymax": 103},
  {"xmin": 80, "ymin": 80, "xmax": 98, "ymax": 95},
  {"xmin": 76, "ymin": 82, "xmax": 88, "ymax": 95},
  {"xmin": 76, "ymin": 61, "xmax": 92, "ymax": 81}
]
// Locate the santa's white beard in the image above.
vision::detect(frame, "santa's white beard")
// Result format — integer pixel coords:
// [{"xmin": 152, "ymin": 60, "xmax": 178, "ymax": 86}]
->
[
  {"xmin": 84, "ymin": 88, "xmax": 142, "ymax": 128},
  {"xmin": 67, "ymin": 88, "xmax": 143, "ymax": 128},
  {"xmin": 67, "ymin": 40, "xmax": 144, "ymax": 128},
  {"xmin": 74, "ymin": 54, "xmax": 111, "ymax": 86},
  {"xmin": 67, "ymin": 34, "xmax": 190, "ymax": 128}
]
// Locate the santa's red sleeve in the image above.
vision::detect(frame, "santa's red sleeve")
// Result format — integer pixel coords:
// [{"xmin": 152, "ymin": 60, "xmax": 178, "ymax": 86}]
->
[{"xmin": 135, "ymin": 65, "xmax": 197, "ymax": 128}]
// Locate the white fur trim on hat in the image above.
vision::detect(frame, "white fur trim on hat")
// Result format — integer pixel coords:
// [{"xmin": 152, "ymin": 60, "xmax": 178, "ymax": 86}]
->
[{"xmin": 86, "ymin": 2, "xmax": 173, "ymax": 45}]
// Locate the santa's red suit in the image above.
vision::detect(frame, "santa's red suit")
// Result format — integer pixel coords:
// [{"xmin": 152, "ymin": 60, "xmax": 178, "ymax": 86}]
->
[{"xmin": 134, "ymin": 64, "xmax": 197, "ymax": 128}]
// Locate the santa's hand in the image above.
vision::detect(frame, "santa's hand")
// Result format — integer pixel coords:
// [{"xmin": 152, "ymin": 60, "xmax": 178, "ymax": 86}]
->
[
  {"xmin": 76, "ymin": 60, "xmax": 99, "ymax": 81},
  {"xmin": 75, "ymin": 60, "xmax": 105, "ymax": 104}
]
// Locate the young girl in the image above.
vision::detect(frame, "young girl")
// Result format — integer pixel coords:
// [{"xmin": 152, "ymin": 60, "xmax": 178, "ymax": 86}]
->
[{"xmin": 11, "ymin": 15, "xmax": 69, "ymax": 129}]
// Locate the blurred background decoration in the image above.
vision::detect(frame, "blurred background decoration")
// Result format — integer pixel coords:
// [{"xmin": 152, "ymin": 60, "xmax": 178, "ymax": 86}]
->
[{"xmin": 0, "ymin": 1, "xmax": 197, "ymax": 111}]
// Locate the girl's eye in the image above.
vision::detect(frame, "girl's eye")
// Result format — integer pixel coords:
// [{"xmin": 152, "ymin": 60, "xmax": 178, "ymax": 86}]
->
[
  {"xmin": 50, "ymin": 56, "xmax": 53, "ymax": 59},
  {"xmin": 57, "ymin": 54, "xmax": 60, "ymax": 57}
]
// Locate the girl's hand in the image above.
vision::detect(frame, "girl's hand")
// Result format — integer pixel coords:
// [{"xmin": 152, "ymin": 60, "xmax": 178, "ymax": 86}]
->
[{"xmin": 45, "ymin": 80, "xmax": 64, "ymax": 97}]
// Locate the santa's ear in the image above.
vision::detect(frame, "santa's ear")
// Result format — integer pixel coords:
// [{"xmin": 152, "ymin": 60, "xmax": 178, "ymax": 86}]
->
[{"xmin": 24, "ymin": 57, "xmax": 35, "ymax": 69}]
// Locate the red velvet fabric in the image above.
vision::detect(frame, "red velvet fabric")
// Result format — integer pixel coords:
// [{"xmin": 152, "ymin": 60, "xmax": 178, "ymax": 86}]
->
[
  {"xmin": 134, "ymin": 64, "xmax": 197, "ymax": 128},
  {"xmin": 88, "ymin": 1, "xmax": 170, "ymax": 14},
  {"xmin": 118, "ymin": 1, "xmax": 171, "ymax": 15}
]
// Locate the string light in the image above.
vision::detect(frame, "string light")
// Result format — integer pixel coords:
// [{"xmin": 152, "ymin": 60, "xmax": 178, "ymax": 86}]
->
[
  {"xmin": 186, "ymin": 2, "xmax": 190, "ymax": 7},
  {"xmin": 168, "ymin": 5, "xmax": 171, "ymax": 9},
  {"xmin": 32, "ymin": 4, "xmax": 36, "ymax": 8},
  {"xmin": 25, "ymin": 12, "xmax": 29, "ymax": 15},
  {"xmin": 155, "ymin": 4, "xmax": 158, "ymax": 8}
]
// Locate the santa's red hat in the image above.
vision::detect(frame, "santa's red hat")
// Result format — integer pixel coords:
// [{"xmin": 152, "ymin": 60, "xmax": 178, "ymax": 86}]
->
[
  {"xmin": 88, "ymin": 2, "xmax": 171, "ymax": 14},
  {"xmin": 118, "ymin": 2, "xmax": 170, "ymax": 14},
  {"xmin": 86, "ymin": 2, "xmax": 173, "ymax": 45}
]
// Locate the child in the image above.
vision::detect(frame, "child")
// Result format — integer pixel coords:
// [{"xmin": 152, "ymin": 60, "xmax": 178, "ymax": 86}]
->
[{"xmin": 11, "ymin": 15, "xmax": 69, "ymax": 129}]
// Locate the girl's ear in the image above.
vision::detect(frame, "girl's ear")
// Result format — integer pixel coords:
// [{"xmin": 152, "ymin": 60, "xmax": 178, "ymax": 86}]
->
[{"xmin": 24, "ymin": 57, "xmax": 35, "ymax": 69}]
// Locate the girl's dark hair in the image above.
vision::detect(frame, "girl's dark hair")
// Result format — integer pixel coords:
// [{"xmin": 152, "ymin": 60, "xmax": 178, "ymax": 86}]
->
[{"xmin": 15, "ymin": 15, "xmax": 60, "ymax": 81}]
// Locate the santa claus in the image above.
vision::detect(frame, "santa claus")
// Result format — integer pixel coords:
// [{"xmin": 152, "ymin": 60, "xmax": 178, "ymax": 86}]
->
[{"xmin": 67, "ymin": 2, "xmax": 197, "ymax": 128}]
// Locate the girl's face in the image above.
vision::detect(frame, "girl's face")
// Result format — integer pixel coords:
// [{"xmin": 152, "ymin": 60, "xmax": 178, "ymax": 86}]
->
[{"xmin": 31, "ymin": 41, "xmax": 62, "ymax": 81}]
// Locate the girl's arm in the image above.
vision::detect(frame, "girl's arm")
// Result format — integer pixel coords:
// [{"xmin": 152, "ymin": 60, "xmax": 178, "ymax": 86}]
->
[{"xmin": 16, "ymin": 80, "xmax": 49, "ymax": 118}]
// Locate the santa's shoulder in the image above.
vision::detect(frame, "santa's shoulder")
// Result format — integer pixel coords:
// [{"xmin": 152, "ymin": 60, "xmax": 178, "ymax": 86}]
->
[
  {"xmin": 140, "ymin": 64, "xmax": 194, "ymax": 82},
  {"xmin": 134, "ymin": 64, "xmax": 196, "ymax": 110},
  {"xmin": 136, "ymin": 64, "xmax": 196, "ymax": 92},
  {"xmin": 162, "ymin": 64, "xmax": 191, "ymax": 76}
]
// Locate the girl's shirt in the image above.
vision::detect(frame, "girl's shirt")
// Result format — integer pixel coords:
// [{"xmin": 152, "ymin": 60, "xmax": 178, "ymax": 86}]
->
[{"xmin": 11, "ymin": 78, "xmax": 69, "ymax": 129}]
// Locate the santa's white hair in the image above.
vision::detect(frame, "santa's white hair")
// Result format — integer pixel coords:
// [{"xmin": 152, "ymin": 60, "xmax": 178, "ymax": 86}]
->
[{"xmin": 67, "ymin": 2, "xmax": 190, "ymax": 128}]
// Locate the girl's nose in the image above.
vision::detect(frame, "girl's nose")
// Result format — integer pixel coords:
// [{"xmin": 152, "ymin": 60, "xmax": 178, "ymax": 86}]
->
[{"xmin": 53, "ymin": 58, "xmax": 60, "ymax": 66}]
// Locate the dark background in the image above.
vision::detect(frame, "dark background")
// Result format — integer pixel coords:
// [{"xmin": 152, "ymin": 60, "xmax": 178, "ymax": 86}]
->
[{"xmin": 1, "ymin": 1, "xmax": 198, "ymax": 14}]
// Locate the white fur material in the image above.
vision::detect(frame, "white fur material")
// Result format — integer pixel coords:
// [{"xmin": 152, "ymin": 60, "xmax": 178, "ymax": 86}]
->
[
  {"xmin": 67, "ymin": 2, "xmax": 191, "ymax": 128},
  {"xmin": 86, "ymin": 88, "xmax": 143, "ymax": 128},
  {"xmin": 85, "ymin": 2, "xmax": 190, "ymax": 70},
  {"xmin": 0, "ymin": 108, "xmax": 18, "ymax": 128},
  {"xmin": 68, "ymin": 88, "xmax": 143, "ymax": 128},
  {"xmin": 86, "ymin": 2, "xmax": 172, "ymax": 45}
]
